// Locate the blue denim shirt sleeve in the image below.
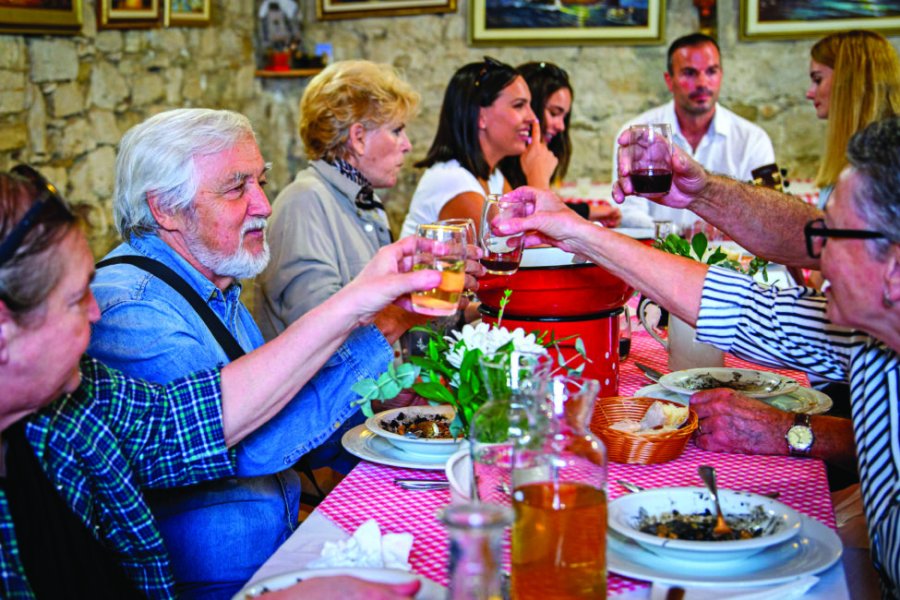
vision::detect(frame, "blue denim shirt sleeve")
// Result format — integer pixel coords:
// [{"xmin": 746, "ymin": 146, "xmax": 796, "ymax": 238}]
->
[
  {"xmin": 234, "ymin": 324, "xmax": 392, "ymax": 473},
  {"xmin": 89, "ymin": 238, "xmax": 393, "ymax": 477}
]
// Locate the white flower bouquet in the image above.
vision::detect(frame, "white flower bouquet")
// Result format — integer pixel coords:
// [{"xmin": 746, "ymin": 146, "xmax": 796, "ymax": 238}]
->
[{"xmin": 352, "ymin": 292, "xmax": 587, "ymax": 436}]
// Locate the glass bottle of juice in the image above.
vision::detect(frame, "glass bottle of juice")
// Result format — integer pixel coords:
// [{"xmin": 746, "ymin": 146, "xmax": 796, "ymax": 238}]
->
[
  {"xmin": 439, "ymin": 503, "xmax": 512, "ymax": 600},
  {"xmin": 510, "ymin": 375, "xmax": 607, "ymax": 600}
]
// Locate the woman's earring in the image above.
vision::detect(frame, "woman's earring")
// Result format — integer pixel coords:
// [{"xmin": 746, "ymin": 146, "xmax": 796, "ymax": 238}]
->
[{"xmin": 884, "ymin": 288, "xmax": 895, "ymax": 309}]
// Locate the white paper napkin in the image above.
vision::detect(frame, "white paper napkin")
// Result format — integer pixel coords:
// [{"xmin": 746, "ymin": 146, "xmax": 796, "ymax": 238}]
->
[
  {"xmin": 307, "ymin": 518, "xmax": 414, "ymax": 571},
  {"xmin": 650, "ymin": 575, "xmax": 819, "ymax": 600}
]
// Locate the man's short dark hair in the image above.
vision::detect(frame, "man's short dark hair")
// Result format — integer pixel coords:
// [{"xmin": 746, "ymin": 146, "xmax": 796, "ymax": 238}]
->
[
  {"xmin": 667, "ymin": 33, "xmax": 720, "ymax": 74},
  {"xmin": 846, "ymin": 117, "xmax": 900, "ymax": 253}
]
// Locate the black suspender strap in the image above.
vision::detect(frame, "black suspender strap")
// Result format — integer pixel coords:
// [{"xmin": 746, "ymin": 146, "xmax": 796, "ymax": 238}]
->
[
  {"xmin": 95, "ymin": 254, "xmax": 328, "ymax": 506},
  {"xmin": 95, "ymin": 255, "xmax": 246, "ymax": 362}
]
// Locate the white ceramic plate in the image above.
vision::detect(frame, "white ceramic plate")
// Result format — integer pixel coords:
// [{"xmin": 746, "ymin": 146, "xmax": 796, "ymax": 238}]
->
[
  {"xmin": 365, "ymin": 405, "xmax": 462, "ymax": 459},
  {"xmin": 341, "ymin": 423, "xmax": 449, "ymax": 470},
  {"xmin": 659, "ymin": 368, "xmax": 799, "ymax": 399},
  {"xmin": 233, "ymin": 567, "xmax": 443, "ymax": 599},
  {"xmin": 608, "ymin": 487, "xmax": 802, "ymax": 562},
  {"xmin": 634, "ymin": 384, "xmax": 832, "ymax": 415},
  {"xmin": 608, "ymin": 515, "xmax": 842, "ymax": 587}
]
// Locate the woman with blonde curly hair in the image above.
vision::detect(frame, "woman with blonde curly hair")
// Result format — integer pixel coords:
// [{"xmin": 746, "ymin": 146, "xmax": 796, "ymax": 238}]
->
[
  {"xmin": 807, "ymin": 29, "xmax": 900, "ymax": 206},
  {"xmin": 257, "ymin": 60, "xmax": 421, "ymax": 336}
]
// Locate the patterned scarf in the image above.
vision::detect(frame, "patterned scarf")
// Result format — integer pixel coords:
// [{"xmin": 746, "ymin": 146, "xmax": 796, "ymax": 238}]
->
[{"xmin": 332, "ymin": 158, "xmax": 384, "ymax": 211}]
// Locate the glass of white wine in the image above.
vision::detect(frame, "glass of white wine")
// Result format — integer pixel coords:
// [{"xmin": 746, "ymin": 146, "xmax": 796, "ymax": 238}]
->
[{"xmin": 411, "ymin": 223, "xmax": 467, "ymax": 317}]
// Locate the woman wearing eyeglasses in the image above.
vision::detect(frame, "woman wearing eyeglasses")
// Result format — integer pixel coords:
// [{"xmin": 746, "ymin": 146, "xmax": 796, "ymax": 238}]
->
[
  {"xmin": 400, "ymin": 57, "xmax": 558, "ymax": 237},
  {"xmin": 0, "ymin": 166, "xmax": 431, "ymax": 598},
  {"xmin": 507, "ymin": 116, "xmax": 900, "ymax": 594},
  {"xmin": 499, "ymin": 61, "xmax": 620, "ymax": 226}
]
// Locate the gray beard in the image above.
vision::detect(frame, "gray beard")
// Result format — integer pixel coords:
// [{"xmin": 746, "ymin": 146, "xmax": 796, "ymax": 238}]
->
[{"xmin": 185, "ymin": 218, "xmax": 270, "ymax": 280}]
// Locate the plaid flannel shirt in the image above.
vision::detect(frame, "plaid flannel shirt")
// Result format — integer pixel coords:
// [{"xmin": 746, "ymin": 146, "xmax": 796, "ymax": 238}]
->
[{"xmin": 0, "ymin": 357, "xmax": 235, "ymax": 599}]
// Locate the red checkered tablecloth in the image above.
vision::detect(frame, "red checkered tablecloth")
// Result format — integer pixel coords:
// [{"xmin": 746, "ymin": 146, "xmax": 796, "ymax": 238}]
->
[{"xmin": 314, "ymin": 325, "xmax": 830, "ymax": 595}]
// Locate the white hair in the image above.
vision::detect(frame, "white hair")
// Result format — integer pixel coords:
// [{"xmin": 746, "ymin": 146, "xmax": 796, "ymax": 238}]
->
[{"xmin": 114, "ymin": 108, "xmax": 257, "ymax": 239}]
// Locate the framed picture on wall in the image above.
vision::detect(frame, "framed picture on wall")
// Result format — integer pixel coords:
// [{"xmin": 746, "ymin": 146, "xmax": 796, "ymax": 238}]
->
[
  {"xmin": 741, "ymin": 1, "xmax": 900, "ymax": 40},
  {"xmin": 98, "ymin": 0, "xmax": 161, "ymax": 29},
  {"xmin": 0, "ymin": 0, "xmax": 83, "ymax": 35},
  {"xmin": 164, "ymin": 0, "xmax": 211, "ymax": 26},
  {"xmin": 469, "ymin": 0, "xmax": 666, "ymax": 46},
  {"xmin": 316, "ymin": 0, "xmax": 456, "ymax": 20}
]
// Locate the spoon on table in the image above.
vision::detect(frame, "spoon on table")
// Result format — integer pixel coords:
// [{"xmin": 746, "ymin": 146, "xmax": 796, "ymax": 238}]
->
[{"xmin": 698, "ymin": 465, "xmax": 734, "ymax": 538}]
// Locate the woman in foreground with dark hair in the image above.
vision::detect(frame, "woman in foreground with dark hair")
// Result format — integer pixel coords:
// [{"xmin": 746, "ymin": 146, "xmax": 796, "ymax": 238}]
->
[{"xmin": 400, "ymin": 57, "xmax": 557, "ymax": 237}]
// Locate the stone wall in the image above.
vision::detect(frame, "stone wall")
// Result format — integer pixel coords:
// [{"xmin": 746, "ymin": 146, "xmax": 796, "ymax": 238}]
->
[
  {"xmin": 2, "ymin": 0, "xmax": 900, "ymax": 253},
  {"xmin": 0, "ymin": 0, "xmax": 259, "ymax": 256}
]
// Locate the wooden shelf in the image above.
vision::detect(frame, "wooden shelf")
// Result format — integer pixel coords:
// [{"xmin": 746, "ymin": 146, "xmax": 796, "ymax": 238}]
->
[{"xmin": 255, "ymin": 68, "xmax": 323, "ymax": 78}]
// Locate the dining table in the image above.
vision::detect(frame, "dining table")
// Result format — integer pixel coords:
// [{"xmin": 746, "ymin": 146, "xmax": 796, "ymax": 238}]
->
[{"xmin": 243, "ymin": 312, "xmax": 854, "ymax": 599}]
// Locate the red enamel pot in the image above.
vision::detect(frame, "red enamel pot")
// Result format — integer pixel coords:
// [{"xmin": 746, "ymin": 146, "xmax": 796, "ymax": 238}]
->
[{"xmin": 477, "ymin": 246, "xmax": 634, "ymax": 317}]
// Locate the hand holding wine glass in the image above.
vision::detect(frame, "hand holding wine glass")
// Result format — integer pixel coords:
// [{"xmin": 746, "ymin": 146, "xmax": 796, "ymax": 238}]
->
[{"xmin": 623, "ymin": 123, "xmax": 673, "ymax": 197}]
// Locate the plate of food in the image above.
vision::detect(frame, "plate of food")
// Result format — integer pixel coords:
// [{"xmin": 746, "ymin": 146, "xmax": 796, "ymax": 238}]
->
[
  {"xmin": 341, "ymin": 424, "xmax": 450, "ymax": 470},
  {"xmin": 634, "ymin": 384, "xmax": 833, "ymax": 415},
  {"xmin": 658, "ymin": 368, "xmax": 799, "ymax": 399},
  {"xmin": 608, "ymin": 487, "xmax": 802, "ymax": 562},
  {"xmin": 608, "ymin": 515, "xmax": 842, "ymax": 587},
  {"xmin": 364, "ymin": 405, "xmax": 462, "ymax": 459}
]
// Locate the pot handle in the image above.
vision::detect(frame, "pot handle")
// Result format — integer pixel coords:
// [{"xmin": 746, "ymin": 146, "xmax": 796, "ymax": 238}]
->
[{"xmin": 637, "ymin": 296, "xmax": 668, "ymax": 351}]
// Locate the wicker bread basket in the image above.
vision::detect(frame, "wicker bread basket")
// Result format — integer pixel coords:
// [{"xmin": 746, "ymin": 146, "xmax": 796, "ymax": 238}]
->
[{"xmin": 591, "ymin": 396, "xmax": 698, "ymax": 464}]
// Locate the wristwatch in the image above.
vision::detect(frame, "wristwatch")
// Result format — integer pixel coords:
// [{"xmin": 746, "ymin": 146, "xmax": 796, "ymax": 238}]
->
[{"xmin": 786, "ymin": 413, "xmax": 814, "ymax": 456}]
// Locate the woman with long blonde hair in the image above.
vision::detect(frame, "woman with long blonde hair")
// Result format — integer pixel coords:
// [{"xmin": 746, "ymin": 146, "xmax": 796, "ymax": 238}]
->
[{"xmin": 807, "ymin": 30, "xmax": 900, "ymax": 204}]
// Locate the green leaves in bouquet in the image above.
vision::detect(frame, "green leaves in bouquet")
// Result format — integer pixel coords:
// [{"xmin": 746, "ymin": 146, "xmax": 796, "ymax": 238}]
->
[
  {"xmin": 350, "ymin": 362, "xmax": 420, "ymax": 418},
  {"xmin": 654, "ymin": 232, "xmax": 768, "ymax": 282}
]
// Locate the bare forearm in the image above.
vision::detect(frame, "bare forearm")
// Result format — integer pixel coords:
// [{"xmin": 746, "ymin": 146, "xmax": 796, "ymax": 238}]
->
[
  {"xmin": 568, "ymin": 221, "xmax": 709, "ymax": 325},
  {"xmin": 691, "ymin": 175, "xmax": 823, "ymax": 269},
  {"xmin": 218, "ymin": 295, "xmax": 361, "ymax": 446}
]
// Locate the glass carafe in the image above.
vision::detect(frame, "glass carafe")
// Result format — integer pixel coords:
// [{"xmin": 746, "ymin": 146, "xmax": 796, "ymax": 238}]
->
[
  {"xmin": 511, "ymin": 375, "xmax": 607, "ymax": 600},
  {"xmin": 469, "ymin": 351, "xmax": 551, "ymax": 504},
  {"xmin": 439, "ymin": 503, "xmax": 512, "ymax": 600}
]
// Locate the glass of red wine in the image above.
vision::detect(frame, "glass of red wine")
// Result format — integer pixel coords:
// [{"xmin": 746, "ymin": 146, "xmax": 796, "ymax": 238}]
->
[
  {"xmin": 479, "ymin": 194, "xmax": 527, "ymax": 276},
  {"xmin": 627, "ymin": 123, "xmax": 673, "ymax": 197}
]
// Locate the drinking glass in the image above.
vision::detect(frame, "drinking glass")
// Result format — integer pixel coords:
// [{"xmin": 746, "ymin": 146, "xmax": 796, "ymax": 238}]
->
[
  {"xmin": 626, "ymin": 123, "xmax": 674, "ymax": 197},
  {"xmin": 411, "ymin": 224, "xmax": 466, "ymax": 317},
  {"xmin": 438, "ymin": 218, "xmax": 479, "ymax": 300},
  {"xmin": 653, "ymin": 219, "xmax": 675, "ymax": 242},
  {"xmin": 437, "ymin": 218, "xmax": 477, "ymax": 255},
  {"xmin": 480, "ymin": 194, "xmax": 527, "ymax": 276}
]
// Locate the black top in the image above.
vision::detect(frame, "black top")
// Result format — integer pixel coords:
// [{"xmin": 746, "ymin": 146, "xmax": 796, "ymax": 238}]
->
[{"xmin": 1, "ymin": 420, "xmax": 143, "ymax": 599}]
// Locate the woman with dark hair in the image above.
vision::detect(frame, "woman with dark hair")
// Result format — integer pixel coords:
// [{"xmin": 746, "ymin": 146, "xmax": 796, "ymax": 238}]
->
[
  {"xmin": 500, "ymin": 61, "xmax": 620, "ymax": 224},
  {"xmin": 400, "ymin": 57, "xmax": 557, "ymax": 237},
  {"xmin": 0, "ymin": 165, "xmax": 430, "ymax": 599}
]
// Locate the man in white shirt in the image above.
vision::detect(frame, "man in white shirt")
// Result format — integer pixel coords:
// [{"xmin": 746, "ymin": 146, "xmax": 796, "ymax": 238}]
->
[{"xmin": 613, "ymin": 33, "xmax": 776, "ymax": 230}]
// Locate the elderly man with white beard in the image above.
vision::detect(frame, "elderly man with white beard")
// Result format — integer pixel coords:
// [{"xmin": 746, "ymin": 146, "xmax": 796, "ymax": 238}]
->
[{"xmin": 86, "ymin": 109, "xmax": 432, "ymax": 599}]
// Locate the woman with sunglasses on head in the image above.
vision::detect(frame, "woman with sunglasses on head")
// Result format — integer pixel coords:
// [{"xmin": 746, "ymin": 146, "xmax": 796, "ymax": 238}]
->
[
  {"xmin": 499, "ymin": 61, "xmax": 620, "ymax": 226},
  {"xmin": 0, "ymin": 166, "xmax": 431, "ymax": 599},
  {"xmin": 400, "ymin": 57, "xmax": 559, "ymax": 238}
]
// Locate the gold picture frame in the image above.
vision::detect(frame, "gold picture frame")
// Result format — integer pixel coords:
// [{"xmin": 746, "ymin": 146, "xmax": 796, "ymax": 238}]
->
[
  {"xmin": 469, "ymin": 0, "xmax": 666, "ymax": 46},
  {"xmin": 316, "ymin": 0, "xmax": 456, "ymax": 20},
  {"xmin": 98, "ymin": 0, "xmax": 161, "ymax": 29},
  {"xmin": 0, "ymin": 0, "xmax": 83, "ymax": 35},
  {"xmin": 741, "ymin": 0, "xmax": 900, "ymax": 41},
  {"xmin": 165, "ymin": 0, "xmax": 210, "ymax": 26}
]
